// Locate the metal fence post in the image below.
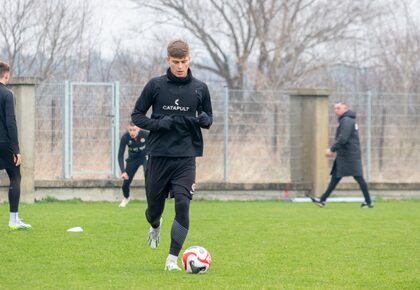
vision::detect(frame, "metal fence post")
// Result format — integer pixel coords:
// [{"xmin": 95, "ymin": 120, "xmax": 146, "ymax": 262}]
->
[
  {"xmin": 63, "ymin": 80, "xmax": 72, "ymax": 178},
  {"xmin": 224, "ymin": 86, "xmax": 229, "ymax": 182},
  {"xmin": 366, "ymin": 90, "xmax": 372, "ymax": 182},
  {"xmin": 112, "ymin": 81, "xmax": 120, "ymax": 178}
]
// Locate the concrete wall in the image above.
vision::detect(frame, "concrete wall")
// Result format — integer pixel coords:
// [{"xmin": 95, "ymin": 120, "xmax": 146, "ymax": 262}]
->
[{"xmin": 1, "ymin": 180, "xmax": 419, "ymax": 203}]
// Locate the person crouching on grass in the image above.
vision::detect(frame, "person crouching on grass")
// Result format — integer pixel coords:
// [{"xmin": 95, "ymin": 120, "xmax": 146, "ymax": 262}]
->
[{"xmin": 118, "ymin": 122, "xmax": 149, "ymax": 207}]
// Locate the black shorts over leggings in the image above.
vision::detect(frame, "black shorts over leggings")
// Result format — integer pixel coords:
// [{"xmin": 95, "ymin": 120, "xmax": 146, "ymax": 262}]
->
[{"xmin": 145, "ymin": 156, "xmax": 195, "ymax": 225}]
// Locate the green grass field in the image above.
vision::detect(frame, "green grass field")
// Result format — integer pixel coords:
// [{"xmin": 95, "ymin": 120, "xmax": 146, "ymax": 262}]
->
[{"xmin": 0, "ymin": 199, "xmax": 419, "ymax": 289}]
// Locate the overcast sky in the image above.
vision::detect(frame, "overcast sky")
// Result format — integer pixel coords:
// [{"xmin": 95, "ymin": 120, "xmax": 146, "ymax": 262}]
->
[
  {"xmin": 92, "ymin": 0, "xmax": 190, "ymax": 58},
  {"xmin": 92, "ymin": 0, "xmax": 141, "ymax": 57},
  {"xmin": 93, "ymin": 0, "xmax": 420, "ymax": 61},
  {"xmin": 92, "ymin": 0, "xmax": 217, "ymax": 62}
]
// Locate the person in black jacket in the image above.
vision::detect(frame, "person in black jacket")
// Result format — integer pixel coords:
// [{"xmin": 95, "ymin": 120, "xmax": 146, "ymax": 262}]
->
[
  {"xmin": 311, "ymin": 102, "xmax": 373, "ymax": 208},
  {"xmin": 117, "ymin": 122, "xmax": 149, "ymax": 207},
  {"xmin": 131, "ymin": 40, "xmax": 212, "ymax": 271},
  {"xmin": 0, "ymin": 62, "xmax": 31, "ymax": 230}
]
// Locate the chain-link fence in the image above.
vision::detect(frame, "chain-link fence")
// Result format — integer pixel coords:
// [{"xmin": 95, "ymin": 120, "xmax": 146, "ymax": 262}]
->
[
  {"xmin": 36, "ymin": 82, "xmax": 118, "ymax": 179},
  {"xmin": 204, "ymin": 89, "xmax": 294, "ymax": 182},
  {"xmin": 35, "ymin": 82, "xmax": 64, "ymax": 179},
  {"xmin": 34, "ymin": 82, "xmax": 420, "ymax": 183}
]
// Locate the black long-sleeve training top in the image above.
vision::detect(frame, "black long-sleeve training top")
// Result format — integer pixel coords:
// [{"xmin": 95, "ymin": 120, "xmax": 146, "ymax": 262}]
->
[
  {"xmin": 0, "ymin": 83, "xmax": 19, "ymax": 154},
  {"xmin": 131, "ymin": 68, "xmax": 213, "ymax": 157},
  {"xmin": 118, "ymin": 130, "xmax": 149, "ymax": 173}
]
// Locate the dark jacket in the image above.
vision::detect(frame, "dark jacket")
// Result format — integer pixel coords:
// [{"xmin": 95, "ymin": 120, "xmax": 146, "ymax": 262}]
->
[
  {"xmin": 118, "ymin": 130, "xmax": 149, "ymax": 173},
  {"xmin": 0, "ymin": 83, "xmax": 19, "ymax": 154},
  {"xmin": 330, "ymin": 110, "xmax": 363, "ymax": 177},
  {"xmin": 131, "ymin": 68, "xmax": 212, "ymax": 157}
]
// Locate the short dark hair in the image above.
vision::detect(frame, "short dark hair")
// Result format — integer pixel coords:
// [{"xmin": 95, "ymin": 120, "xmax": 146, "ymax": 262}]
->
[
  {"xmin": 167, "ymin": 40, "xmax": 189, "ymax": 58},
  {"xmin": 0, "ymin": 62, "xmax": 10, "ymax": 78},
  {"xmin": 129, "ymin": 121, "xmax": 135, "ymax": 126},
  {"xmin": 335, "ymin": 101, "xmax": 348, "ymax": 108}
]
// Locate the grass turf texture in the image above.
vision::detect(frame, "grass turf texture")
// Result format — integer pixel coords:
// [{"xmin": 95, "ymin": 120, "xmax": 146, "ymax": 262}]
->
[{"xmin": 0, "ymin": 200, "xmax": 419, "ymax": 289}]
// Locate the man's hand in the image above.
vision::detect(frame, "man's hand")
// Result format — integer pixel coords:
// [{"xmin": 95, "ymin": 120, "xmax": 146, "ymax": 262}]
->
[
  {"xmin": 197, "ymin": 112, "xmax": 211, "ymax": 128},
  {"xmin": 121, "ymin": 172, "xmax": 129, "ymax": 180},
  {"xmin": 13, "ymin": 154, "xmax": 22, "ymax": 166},
  {"xmin": 325, "ymin": 149, "xmax": 334, "ymax": 158},
  {"xmin": 158, "ymin": 116, "xmax": 173, "ymax": 130}
]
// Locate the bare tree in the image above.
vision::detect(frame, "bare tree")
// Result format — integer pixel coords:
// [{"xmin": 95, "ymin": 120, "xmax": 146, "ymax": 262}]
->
[
  {"xmin": 247, "ymin": 0, "xmax": 385, "ymax": 89},
  {"xmin": 132, "ymin": 0, "xmax": 256, "ymax": 89},
  {"xmin": 82, "ymin": 34, "xmax": 164, "ymax": 84},
  {"xmin": 367, "ymin": 0, "xmax": 420, "ymax": 176},
  {"xmin": 0, "ymin": 0, "xmax": 35, "ymax": 75},
  {"xmin": 112, "ymin": 50, "xmax": 164, "ymax": 84},
  {"xmin": 371, "ymin": 0, "xmax": 420, "ymax": 93},
  {"xmin": 131, "ymin": 0, "xmax": 382, "ymax": 90},
  {"xmin": 0, "ymin": 0, "xmax": 94, "ymax": 80}
]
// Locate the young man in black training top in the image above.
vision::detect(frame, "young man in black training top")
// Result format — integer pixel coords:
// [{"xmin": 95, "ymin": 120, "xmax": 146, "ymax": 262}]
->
[
  {"xmin": 131, "ymin": 40, "xmax": 212, "ymax": 271},
  {"xmin": 311, "ymin": 102, "xmax": 373, "ymax": 208},
  {"xmin": 0, "ymin": 62, "xmax": 31, "ymax": 230},
  {"xmin": 118, "ymin": 122, "xmax": 149, "ymax": 207}
]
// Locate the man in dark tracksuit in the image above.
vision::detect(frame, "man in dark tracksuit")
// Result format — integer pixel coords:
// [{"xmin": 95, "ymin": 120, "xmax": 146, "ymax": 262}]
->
[
  {"xmin": 131, "ymin": 40, "xmax": 212, "ymax": 271},
  {"xmin": 0, "ymin": 62, "xmax": 31, "ymax": 230},
  {"xmin": 311, "ymin": 102, "xmax": 373, "ymax": 208},
  {"xmin": 117, "ymin": 122, "xmax": 149, "ymax": 207}
]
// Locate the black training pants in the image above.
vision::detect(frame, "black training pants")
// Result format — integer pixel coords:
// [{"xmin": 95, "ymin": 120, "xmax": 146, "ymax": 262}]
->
[
  {"xmin": 321, "ymin": 171, "xmax": 372, "ymax": 204},
  {"xmin": 122, "ymin": 159, "xmax": 145, "ymax": 198},
  {"xmin": 0, "ymin": 143, "xmax": 21, "ymax": 212},
  {"xmin": 6, "ymin": 166, "xmax": 21, "ymax": 212}
]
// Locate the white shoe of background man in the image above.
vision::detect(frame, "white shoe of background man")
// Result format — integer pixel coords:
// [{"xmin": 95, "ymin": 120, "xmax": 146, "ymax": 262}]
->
[{"xmin": 119, "ymin": 197, "xmax": 130, "ymax": 208}]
